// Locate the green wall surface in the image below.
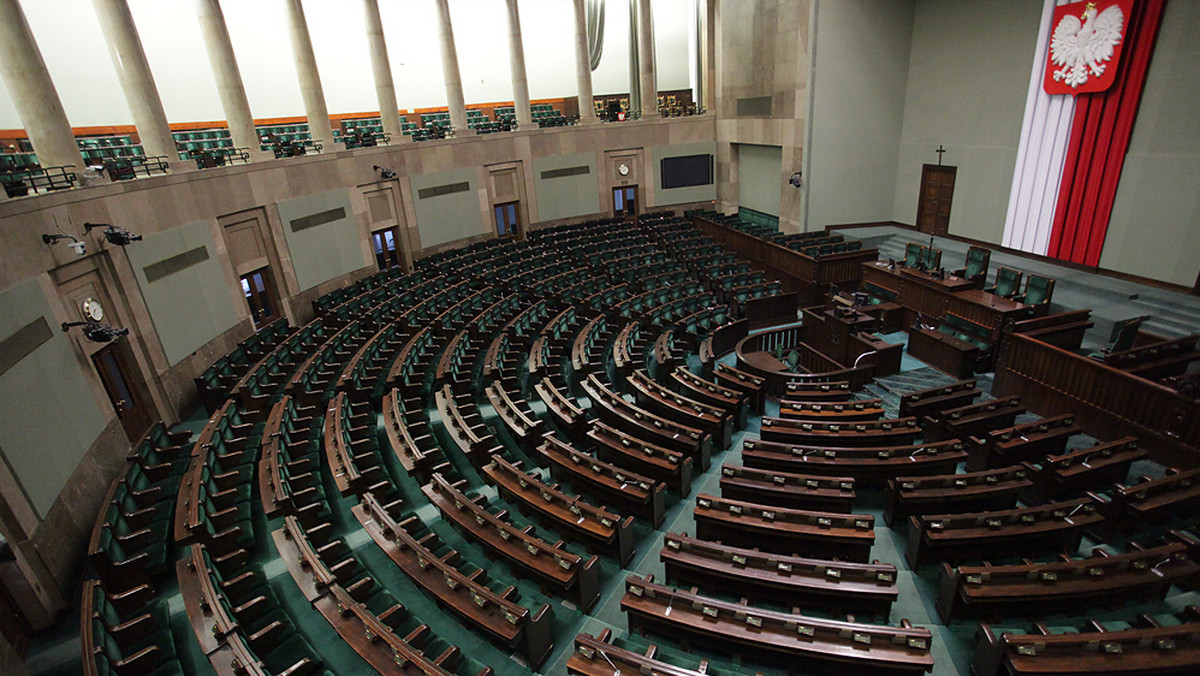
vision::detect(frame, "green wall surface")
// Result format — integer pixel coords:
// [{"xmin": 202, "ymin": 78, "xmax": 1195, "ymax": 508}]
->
[
  {"xmin": 807, "ymin": 0, "xmax": 913, "ymax": 230},
  {"xmin": 532, "ymin": 152, "xmax": 601, "ymax": 222},
  {"xmin": 277, "ymin": 189, "xmax": 366, "ymax": 291},
  {"xmin": 410, "ymin": 168, "xmax": 485, "ymax": 248},
  {"xmin": 0, "ymin": 278, "xmax": 107, "ymax": 517},
  {"xmin": 1099, "ymin": 0, "xmax": 1200, "ymax": 287},
  {"xmin": 653, "ymin": 142, "xmax": 718, "ymax": 206},
  {"xmin": 892, "ymin": 0, "xmax": 1042, "ymax": 243},
  {"xmin": 738, "ymin": 144, "xmax": 783, "ymax": 217},
  {"xmin": 127, "ymin": 220, "xmax": 241, "ymax": 366}
]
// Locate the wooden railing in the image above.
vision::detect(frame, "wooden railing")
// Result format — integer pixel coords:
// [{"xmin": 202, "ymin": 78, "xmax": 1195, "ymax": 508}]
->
[
  {"xmin": 734, "ymin": 324, "xmax": 875, "ymax": 396},
  {"xmin": 994, "ymin": 331, "xmax": 1200, "ymax": 467}
]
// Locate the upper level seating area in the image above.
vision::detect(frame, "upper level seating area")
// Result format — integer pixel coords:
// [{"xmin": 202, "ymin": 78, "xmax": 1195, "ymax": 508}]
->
[{"xmin": 62, "ymin": 210, "xmax": 1200, "ymax": 676}]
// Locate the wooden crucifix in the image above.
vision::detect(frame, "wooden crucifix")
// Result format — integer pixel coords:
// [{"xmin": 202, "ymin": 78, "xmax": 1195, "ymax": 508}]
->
[{"xmin": 935, "ymin": 145, "xmax": 947, "ymax": 165}]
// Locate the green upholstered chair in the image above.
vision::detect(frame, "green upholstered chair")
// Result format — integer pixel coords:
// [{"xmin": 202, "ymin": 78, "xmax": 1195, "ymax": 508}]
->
[
  {"xmin": 953, "ymin": 246, "xmax": 991, "ymax": 284},
  {"xmin": 923, "ymin": 247, "xmax": 943, "ymax": 271},
  {"xmin": 1014, "ymin": 274, "xmax": 1055, "ymax": 308},
  {"xmin": 985, "ymin": 267, "xmax": 1023, "ymax": 299},
  {"xmin": 904, "ymin": 242, "xmax": 923, "ymax": 268}
]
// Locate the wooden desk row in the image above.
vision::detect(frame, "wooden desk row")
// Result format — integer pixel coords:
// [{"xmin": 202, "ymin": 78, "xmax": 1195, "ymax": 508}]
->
[
  {"xmin": 973, "ymin": 606, "xmax": 1200, "ymax": 676},
  {"xmin": 622, "ymin": 574, "xmax": 933, "ymax": 674},
  {"xmin": 661, "ymin": 532, "xmax": 897, "ymax": 615},
  {"xmin": 938, "ymin": 539, "xmax": 1200, "ymax": 623},
  {"xmin": 422, "ymin": 472, "xmax": 600, "ymax": 612},
  {"xmin": 922, "ymin": 395, "xmax": 1024, "ymax": 442},
  {"xmin": 780, "ymin": 397, "xmax": 885, "ymax": 422},
  {"xmin": 435, "ymin": 385, "xmax": 504, "ymax": 466},
  {"xmin": 720, "ymin": 464, "xmax": 855, "ymax": 513},
  {"xmin": 743, "ymin": 438, "xmax": 968, "ymax": 488},
  {"xmin": 483, "ymin": 454, "xmax": 636, "ymax": 566},
  {"xmin": 670, "ymin": 366, "xmax": 749, "ymax": 428},
  {"xmin": 538, "ymin": 435, "xmax": 666, "ymax": 526},
  {"xmin": 381, "ymin": 388, "xmax": 444, "ymax": 482},
  {"xmin": 587, "ymin": 421, "xmax": 693, "ymax": 496},
  {"xmin": 761, "ymin": 415, "xmax": 921, "ymax": 448},
  {"xmin": 352, "ymin": 492, "xmax": 554, "ymax": 669},
  {"xmin": 581, "ymin": 373, "xmax": 713, "ymax": 471},
  {"xmin": 899, "ymin": 378, "xmax": 980, "ymax": 419},
  {"xmin": 628, "ymin": 369, "xmax": 734, "ymax": 447},
  {"xmin": 906, "ymin": 497, "xmax": 1103, "ymax": 568},
  {"xmin": 966, "ymin": 414, "xmax": 1082, "ymax": 471},
  {"xmin": 694, "ymin": 493, "xmax": 875, "ymax": 562}
]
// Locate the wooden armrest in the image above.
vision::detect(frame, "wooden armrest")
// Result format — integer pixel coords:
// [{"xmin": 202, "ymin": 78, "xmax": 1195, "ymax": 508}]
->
[{"xmin": 247, "ymin": 619, "xmax": 285, "ymax": 655}]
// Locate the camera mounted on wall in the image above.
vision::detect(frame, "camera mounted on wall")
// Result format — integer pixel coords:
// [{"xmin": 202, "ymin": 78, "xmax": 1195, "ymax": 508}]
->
[
  {"xmin": 85, "ymin": 222, "xmax": 142, "ymax": 246},
  {"xmin": 373, "ymin": 165, "xmax": 397, "ymax": 180},
  {"xmin": 42, "ymin": 233, "xmax": 87, "ymax": 256},
  {"xmin": 61, "ymin": 321, "xmax": 129, "ymax": 343}
]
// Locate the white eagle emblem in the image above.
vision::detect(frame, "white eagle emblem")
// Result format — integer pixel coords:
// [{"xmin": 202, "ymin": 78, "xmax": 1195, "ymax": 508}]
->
[{"xmin": 1050, "ymin": 2, "xmax": 1125, "ymax": 88}]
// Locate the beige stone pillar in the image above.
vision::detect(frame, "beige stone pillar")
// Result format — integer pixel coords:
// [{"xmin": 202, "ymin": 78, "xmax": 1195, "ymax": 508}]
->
[
  {"xmin": 433, "ymin": 0, "xmax": 467, "ymax": 132},
  {"xmin": 503, "ymin": 0, "xmax": 532, "ymax": 128},
  {"xmin": 194, "ymin": 0, "xmax": 270, "ymax": 161},
  {"xmin": 0, "ymin": 0, "xmax": 86, "ymax": 173},
  {"xmin": 283, "ymin": 0, "xmax": 334, "ymax": 149},
  {"xmin": 572, "ymin": 0, "xmax": 598, "ymax": 123},
  {"xmin": 363, "ymin": 0, "xmax": 403, "ymax": 141},
  {"xmin": 92, "ymin": 0, "xmax": 188, "ymax": 168},
  {"xmin": 636, "ymin": 0, "xmax": 659, "ymax": 118}
]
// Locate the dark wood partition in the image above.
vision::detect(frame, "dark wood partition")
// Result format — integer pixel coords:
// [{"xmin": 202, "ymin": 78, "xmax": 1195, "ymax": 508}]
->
[
  {"xmin": 994, "ymin": 331, "xmax": 1200, "ymax": 467},
  {"xmin": 692, "ymin": 215, "xmax": 877, "ymax": 304}
]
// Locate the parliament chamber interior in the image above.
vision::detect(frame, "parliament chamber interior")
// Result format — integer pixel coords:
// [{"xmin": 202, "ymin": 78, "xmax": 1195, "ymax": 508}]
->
[{"xmin": 1, "ymin": 1, "xmax": 1199, "ymax": 675}]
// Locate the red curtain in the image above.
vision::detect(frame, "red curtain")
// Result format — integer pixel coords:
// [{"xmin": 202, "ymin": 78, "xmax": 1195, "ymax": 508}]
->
[{"xmin": 1046, "ymin": 0, "xmax": 1166, "ymax": 266}]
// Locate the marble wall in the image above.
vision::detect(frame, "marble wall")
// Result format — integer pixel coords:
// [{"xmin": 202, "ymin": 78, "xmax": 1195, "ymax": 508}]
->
[{"xmin": 715, "ymin": 0, "xmax": 811, "ymax": 232}]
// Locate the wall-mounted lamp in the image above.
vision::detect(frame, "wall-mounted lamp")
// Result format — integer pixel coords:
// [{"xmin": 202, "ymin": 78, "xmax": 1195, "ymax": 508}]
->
[
  {"xmin": 373, "ymin": 165, "xmax": 396, "ymax": 180},
  {"xmin": 61, "ymin": 321, "xmax": 128, "ymax": 343},
  {"xmin": 789, "ymin": 172, "xmax": 803, "ymax": 188},
  {"xmin": 42, "ymin": 233, "xmax": 87, "ymax": 256},
  {"xmin": 85, "ymin": 222, "xmax": 142, "ymax": 246}
]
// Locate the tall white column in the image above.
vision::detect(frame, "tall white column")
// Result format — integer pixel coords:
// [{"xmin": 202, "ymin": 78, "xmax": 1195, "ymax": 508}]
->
[
  {"xmin": 503, "ymin": 0, "xmax": 532, "ymax": 128},
  {"xmin": 363, "ymin": 0, "xmax": 403, "ymax": 141},
  {"xmin": 636, "ymin": 0, "xmax": 659, "ymax": 118},
  {"xmin": 0, "ymin": 0, "xmax": 86, "ymax": 173},
  {"xmin": 283, "ymin": 0, "xmax": 334, "ymax": 149},
  {"xmin": 433, "ymin": 0, "xmax": 467, "ymax": 132},
  {"xmin": 572, "ymin": 0, "xmax": 598, "ymax": 123},
  {"xmin": 194, "ymin": 0, "xmax": 270, "ymax": 160},
  {"xmin": 92, "ymin": 0, "xmax": 187, "ymax": 167}
]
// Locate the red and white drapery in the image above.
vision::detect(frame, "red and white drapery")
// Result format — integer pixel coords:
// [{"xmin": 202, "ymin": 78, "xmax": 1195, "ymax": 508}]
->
[{"xmin": 1003, "ymin": 0, "xmax": 1165, "ymax": 266}]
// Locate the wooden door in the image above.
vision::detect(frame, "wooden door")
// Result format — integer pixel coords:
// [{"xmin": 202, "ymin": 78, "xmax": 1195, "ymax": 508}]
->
[
  {"xmin": 92, "ymin": 342, "xmax": 154, "ymax": 442},
  {"xmin": 917, "ymin": 164, "xmax": 956, "ymax": 235},
  {"xmin": 613, "ymin": 186, "xmax": 638, "ymax": 219},
  {"xmin": 371, "ymin": 227, "xmax": 402, "ymax": 271},
  {"xmin": 493, "ymin": 202, "xmax": 520, "ymax": 238},
  {"xmin": 240, "ymin": 268, "xmax": 280, "ymax": 329}
]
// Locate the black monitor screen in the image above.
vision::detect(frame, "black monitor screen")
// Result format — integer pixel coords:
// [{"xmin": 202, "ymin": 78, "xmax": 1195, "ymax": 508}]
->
[{"xmin": 661, "ymin": 154, "xmax": 713, "ymax": 189}]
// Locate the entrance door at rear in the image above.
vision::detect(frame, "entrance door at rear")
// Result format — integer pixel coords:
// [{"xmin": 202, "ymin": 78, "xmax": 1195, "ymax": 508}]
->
[
  {"xmin": 613, "ymin": 186, "xmax": 638, "ymax": 219},
  {"xmin": 92, "ymin": 342, "xmax": 154, "ymax": 442},
  {"xmin": 916, "ymin": 164, "xmax": 956, "ymax": 235},
  {"xmin": 493, "ymin": 202, "xmax": 520, "ymax": 238}
]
